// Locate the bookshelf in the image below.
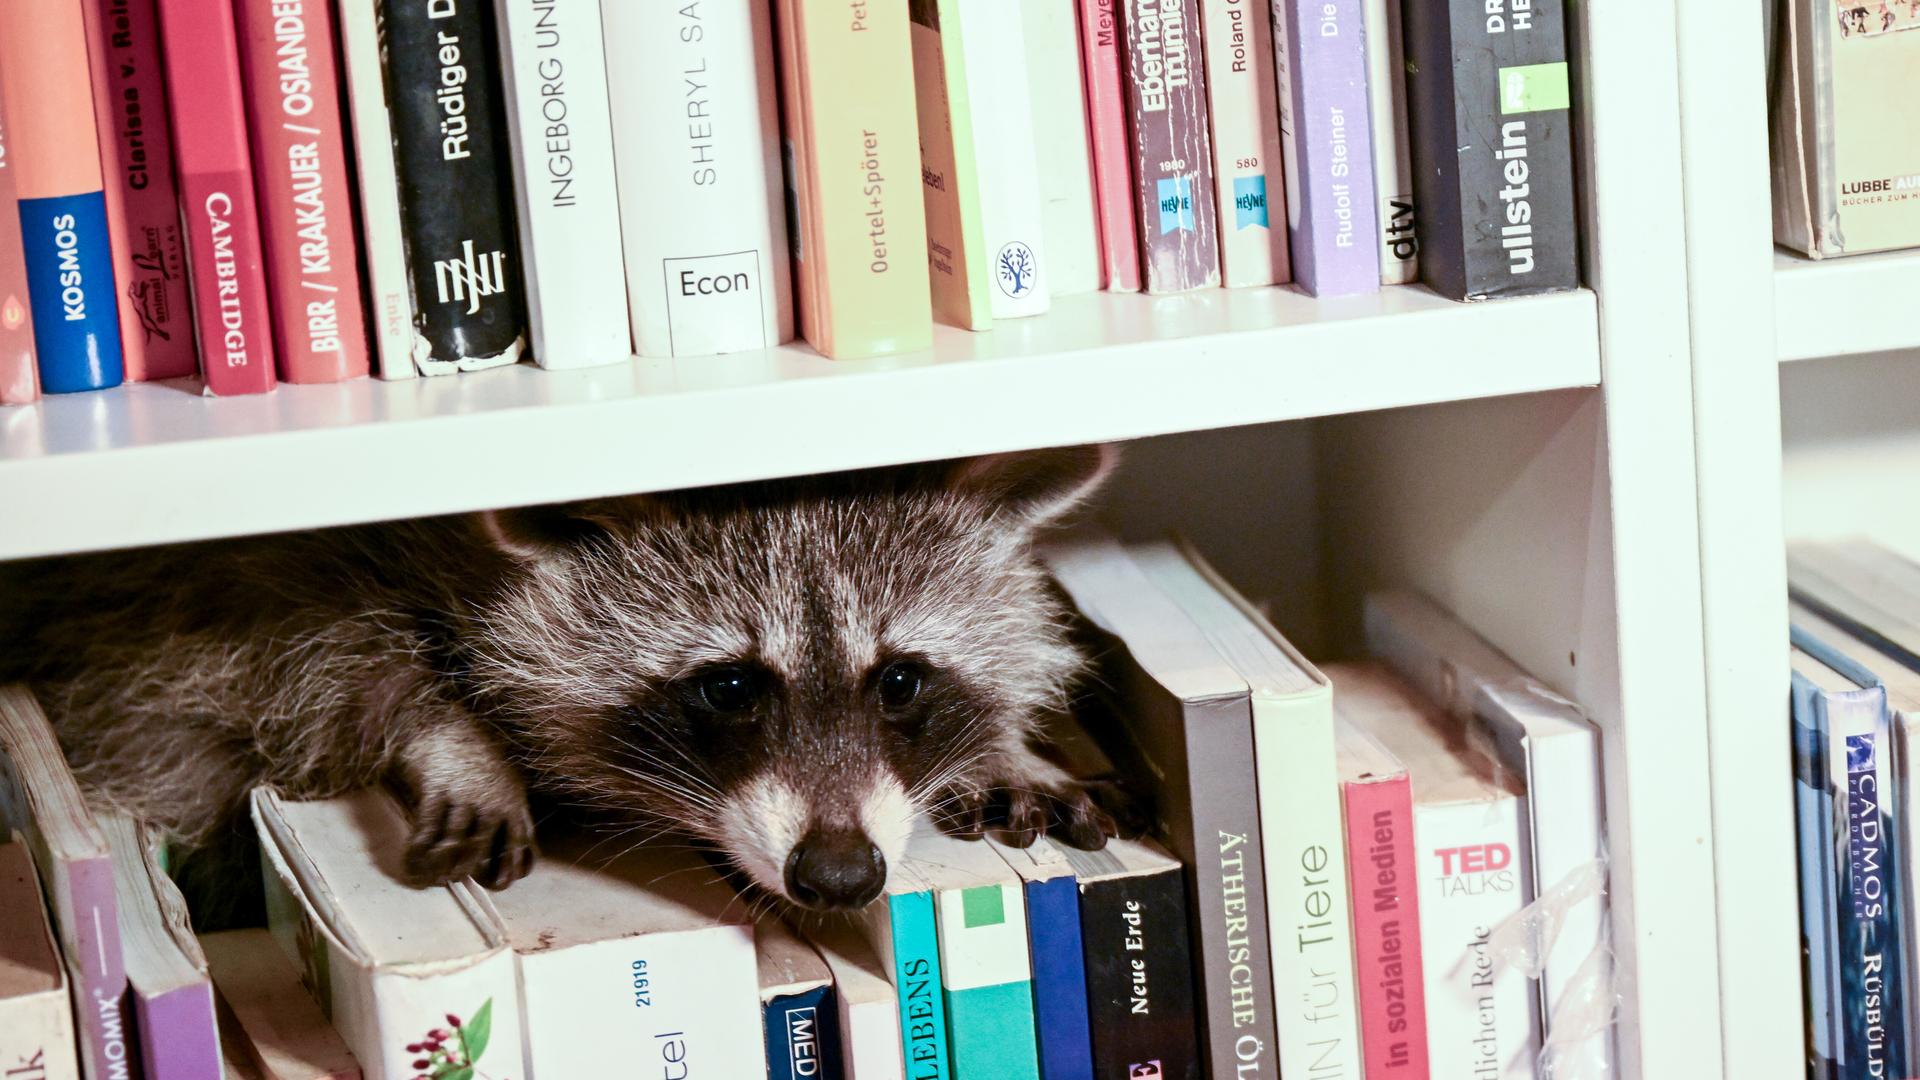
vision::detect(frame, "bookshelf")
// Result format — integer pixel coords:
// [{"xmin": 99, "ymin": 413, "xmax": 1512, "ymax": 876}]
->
[{"xmin": 1775, "ymin": 249, "xmax": 1920, "ymax": 362}]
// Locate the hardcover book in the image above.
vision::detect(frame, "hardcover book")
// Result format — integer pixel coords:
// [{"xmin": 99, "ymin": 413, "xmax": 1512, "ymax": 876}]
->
[
  {"xmin": 1118, "ymin": 0, "xmax": 1222, "ymax": 293},
  {"xmin": 0, "ymin": 2, "xmax": 125, "ymax": 393},
  {"xmin": 801, "ymin": 919, "xmax": 903, "ymax": 1080},
  {"xmin": 381, "ymin": 0, "xmax": 526, "ymax": 372},
  {"xmin": 1270, "ymin": 0, "xmax": 1381, "ymax": 296},
  {"xmin": 80, "ymin": 0, "xmax": 195, "ymax": 381},
  {"xmin": 155, "ymin": 0, "xmax": 279, "ymax": 396},
  {"xmin": 757, "ymin": 920, "xmax": 842, "ymax": 1080},
  {"xmin": 604, "ymin": 0, "xmax": 792, "ymax": 358},
  {"xmin": 0, "ymin": 839, "xmax": 80, "ymax": 1080},
  {"xmin": 494, "ymin": 0, "xmax": 630, "ymax": 368},
  {"xmin": 0, "ymin": 75, "xmax": 39, "ymax": 405},
  {"xmin": 201, "ymin": 928, "xmax": 362, "ymax": 1080},
  {"xmin": 336, "ymin": 0, "xmax": 416, "ymax": 380},
  {"xmin": 989, "ymin": 836, "xmax": 1095, "ymax": 1080},
  {"xmin": 234, "ymin": 0, "xmax": 371, "ymax": 384},
  {"xmin": 1076, "ymin": 0, "xmax": 1143, "ymax": 292},
  {"xmin": 1024, "ymin": 0, "xmax": 1103, "ymax": 296},
  {"xmin": 1361, "ymin": 0, "xmax": 1417, "ymax": 283},
  {"xmin": 1198, "ymin": 0, "xmax": 1291, "ymax": 287},
  {"xmin": 1401, "ymin": 0, "xmax": 1578, "ymax": 299},
  {"xmin": 102, "ymin": 813, "xmax": 221, "ymax": 1080}
]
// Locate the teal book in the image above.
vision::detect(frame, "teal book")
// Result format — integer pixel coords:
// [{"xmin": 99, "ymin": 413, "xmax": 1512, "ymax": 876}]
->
[
  {"xmin": 922, "ymin": 830, "xmax": 1041, "ymax": 1080},
  {"xmin": 862, "ymin": 839, "xmax": 952, "ymax": 1080}
]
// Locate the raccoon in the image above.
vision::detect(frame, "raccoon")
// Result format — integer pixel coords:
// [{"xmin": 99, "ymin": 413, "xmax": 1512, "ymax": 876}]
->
[{"xmin": 0, "ymin": 446, "xmax": 1120, "ymax": 911}]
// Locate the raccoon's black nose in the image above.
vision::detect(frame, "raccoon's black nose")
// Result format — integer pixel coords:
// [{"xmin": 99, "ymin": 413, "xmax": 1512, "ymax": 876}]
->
[{"xmin": 785, "ymin": 829, "xmax": 887, "ymax": 909}]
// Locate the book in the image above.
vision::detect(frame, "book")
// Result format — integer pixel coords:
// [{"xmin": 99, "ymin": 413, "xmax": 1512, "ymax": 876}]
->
[
  {"xmin": 200, "ymin": 928, "xmax": 361, "ymax": 1080},
  {"xmin": 772, "ymin": 0, "xmax": 934, "ymax": 359},
  {"xmin": 463, "ymin": 832, "xmax": 766, "ymax": 1078},
  {"xmin": 758, "ymin": 920, "xmax": 843, "ymax": 1080},
  {"xmin": 858, "ymin": 835, "xmax": 953, "ymax": 1080},
  {"xmin": 1791, "ymin": 640, "xmax": 1844, "ymax": 1080},
  {"xmin": 1118, "ymin": 0, "xmax": 1221, "ymax": 294},
  {"xmin": 1364, "ymin": 591, "xmax": 1612, "ymax": 1077},
  {"xmin": 923, "ymin": 828, "xmax": 1041, "ymax": 1080},
  {"xmin": 335, "ymin": 0, "xmax": 415, "ymax": 380},
  {"xmin": 1198, "ymin": 0, "xmax": 1291, "ymax": 287},
  {"xmin": 0, "ymin": 74, "xmax": 40, "ymax": 406},
  {"xmin": 1329, "ymin": 662, "xmax": 1543, "ymax": 1080},
  {"xmin": 1269, "ymin": 0, "xmax": 1381, "ymax": 296},
  {"xmin": 1040, "ymin": 531, "xmax": 1279, "ymax": 1079},
  {"xmin": 493, "ymin": 0, "xmax": 630, "ymax": 368},
  {"xmin": 1334, "ymin": 713, "xmax": 1430, "ymax": 1079},
  {"xmin": 233, "ymin": 0, "xmax": 371, "ymax": 384},
  {"xmin": 381, "ymin": 0, "xmax": 526, "ymax": 373},
  {"xmin": 1023, "ymin": 0, "xmax": 1102, "ymax": 296},
  {"xmin": 252, "ymin": 788, "xmax": 527, "ymax": 1080},
  {"xmin": 100, "ymin": 813, "xmax": 220, "ymax": 1080},
  {"xmin": 0, "ymin": 839, "xmax": 81, "ymax": 1080},
  {"xmin": 1130, "ymin": 540, "xmax": 1362, "ymax": 1079},
  {"xmin": 1771, "ymin": 1, "xmax": 1920, "ymax": 258},
  {"xmin": 800, "ymin": 919, "xmax": 903, "ymax": 1080},
  {"xmin": 601, "ymin": 0, "xmax": 789, "ymax": 359},
  {"xmin": 1075, "ymin": 0, "xmax": 1143, "ymax": 292},
  {"xmin": 154, "ymin": 0, "xmax": 279, "ymax": 396},
  {"xmin": 0, "ymin": 686, "xmax": 130, "ymax": 1080},
  {"xmin": 1361, "ymin": 0, "xmax": 1417, "ymax": 283},
  {"xmin": 0, "ymin": 2, "xmax": 125, "ymax": 393},
  {"xmin": 1401, "ymin": 0, "xmax": 1578, "ymax": 299},
  {"xmin": 988, "ymin": 836, "xmax": 1094, "ymax": 1080},
  {"xmin": 910, "ymin": 0, "xmax": 994, "ymax": 332}
]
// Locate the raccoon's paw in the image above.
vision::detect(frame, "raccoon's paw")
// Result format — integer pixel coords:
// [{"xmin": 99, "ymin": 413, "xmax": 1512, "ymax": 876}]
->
[
  {"xmin": 401, "ymin": 774, "xmax": 537, "ymax": 891},
  {"xmin": 931, "ymin": 775, "xmax": 1128, "ymax": 851}
]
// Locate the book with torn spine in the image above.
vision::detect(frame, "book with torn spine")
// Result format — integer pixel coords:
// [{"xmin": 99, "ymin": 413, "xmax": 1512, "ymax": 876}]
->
[{"xmin": 101, "ymin": 813, "xmax": 219, "ymax": 1080}]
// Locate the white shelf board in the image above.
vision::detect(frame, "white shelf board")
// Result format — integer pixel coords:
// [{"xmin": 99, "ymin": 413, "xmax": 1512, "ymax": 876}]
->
[
  {"xmin": 0, "ymin": 285, "xmax": 1599, "ymax": 560},
  {"xmin": 1775, "ymin": 247, "xmax": 1920, "ymax": 362}
]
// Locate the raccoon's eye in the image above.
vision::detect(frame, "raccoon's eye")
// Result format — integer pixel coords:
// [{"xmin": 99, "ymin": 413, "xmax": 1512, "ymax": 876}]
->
[
  {"xmin": 693, "ymin": 666, "xmax": 764, "ymax": 715},
  {"xmin": 876, "ymin": 661, "xmax": 925, "ymax": 711}
]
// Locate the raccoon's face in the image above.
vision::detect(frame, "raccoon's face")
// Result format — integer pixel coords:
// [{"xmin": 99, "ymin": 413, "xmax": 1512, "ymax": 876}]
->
[{"xmin": 470, "ymin": 446, "xmax": 1113, "ymax": 910}]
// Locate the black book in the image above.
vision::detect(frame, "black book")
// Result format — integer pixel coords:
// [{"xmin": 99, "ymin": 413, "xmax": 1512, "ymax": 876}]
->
[
  {"xmin": 381, "ymin": 0, "xmax": 526, "ymax": 369},
  {"xmin": 1401, "ymin": 0, "xmax": 1579, "ymax": 300}
]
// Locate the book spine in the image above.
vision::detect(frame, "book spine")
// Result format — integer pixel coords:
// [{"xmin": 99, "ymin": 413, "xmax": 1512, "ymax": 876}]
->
[
  {"xmin": 1198, "ymin": 0, "xmax": 1290, "ymax": 287},
  {"xmin": 1824, "ymin": 685, "xmax": 1910, "ymax": 1079},
  {"xmin": 772, "ymin": 0, "xmax": 932, "ymax": 359},
  {"xmin": 936, "ymin": 881, "xmax": 1040, "ymax": 1080},
  {"xmin": 961, "ymin": 0, "xmax": 1050, "ymax": 320},
  {"xmin": 335, "ymin": 0, "xmax": 416, "ymax": 379},
  {"xmin": 133, "ymin": 985, "xmax": 221, "ymax": 1080},
  {"xmin": 1794, "ymin": 674, "xmax": 1841, "ymax": 1080},
  {"xmin": 79, "ymin": 0, "xmax": 195, "ymax": 381},
  {"xmin": 1518, "ymin": 721, "xmax": 1612, "ymax": 1074},
  {"xmin": 1344, "ymin": 774, "xmax": 1430, "ymax": 1079},
  {"xmin": 603, "ymin": 0, "xmax": 789, "ymax": 358},
  {"xmin": 888, "ymin": 893, "xmax": 953, "ymax": 1080},
  {"xmin": 1901, "ymin": 711, "xmax": 1920, "ymax": 1080},
  {"xmin": 1023, "ymin": 877, "xmax": 1094, "ymax": 1080},
  {"xmin": 493, "ymin": 0, "xmax": 630, "ymax": 369},
  {"xmin": 1268, "ymin": 0, "xmax": 1380, "ymax": 296},
  {"xmin": 1360, "ymin": 0, "xmax": 1416, "ymax": 283},
  {"xmin": 1022, "ymin": 1, "xmax": 1102, "ymax": 297},
  {"xmin": 0, "ymin": 994, "xmax": 81, "ymax": 1080},
  {"xmin": 0, "ymin": 71, "xmax": 40, "ymax": 405},
  {"xmin": 233, "ymin": 0, "xmax": 372, "ymax": 384},
  {"xmin": 1118, "ymin": 0, "xmax": 1220, "ymax": 294},
  {"xmin": 910, "ymin": 0, "xmax": 993, "ymax": 332},
  {"xmin": 1413, "ymin": 798, "xmax": 1541, "ymax": 1080},
  {"xmin": 1075, "ymin": 0, "xmax": 1142, "ymax": 292},
  {"xmin": 1079, "ymin": 868, "xmax": 1201, "ymax": 1080},
  {"xmin": 0, "ymin": 1, "xmax": 125, "ymax": 393},
  {"xmin": 764, "ymin": 985, "xmax": 843, "ymax": 1080},
  {"xmin": 155, "ymin": 0, "xmax": 278, "ymax": 396},
  {"xmin": 57, "ymin": 858, "xmax": 132, "ymax": 1080},
  {"xmin": 381, "ymin": 0, "xmax": 525, "ymax": 372}
]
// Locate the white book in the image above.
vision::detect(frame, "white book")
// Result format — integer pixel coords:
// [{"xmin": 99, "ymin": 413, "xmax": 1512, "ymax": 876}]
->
[
  {"xmin": 493, "ymin": 0, "xmax": 632, "ymax": 368},
  {"xmin": 1129, "ymin": 540, "xmax": 1363, "ymax": 1080},
  {"xmin": 336, "ymin": 0, "xmax": 417, "ymax": 380},
  {"xmin": 0, "ymin": 839, "xmax": 80, "ymax": 1080},
  {"xmin": 601, "ymin": 0, "xmax": 793, "ymax": 357},
  {"xmin": 1331, "ymin": 662, "xmax": 1543, "ymax": 1080},
  {"xmin": 1360, "ymin": 0, "xmax": 1417, "ymax": 284},
  {"xmin": 960, "ymin": 1, "xmax": 1050, "ymax": 319},
  {"xmin": 461, "ymin": 833, "xmax": 764, "ymax": 1079},
  {"xmin": 1020, "ymin": 0, "xmax": 1100, "ymax": 296},
  {"xmin": 1364, "ymin": 591, "xmax": 1611, "ymax": 1078},
  {"xmin": 801, "ymin": 919, "xmax": 903, "ymax": 1080},
  {"xmin": 252, "ymin": 789, "xmax": 525, "ymax": 1080},
  {"xmin": 1199, "ymin": 0, "xmax": 1292, "ymax": 287}
]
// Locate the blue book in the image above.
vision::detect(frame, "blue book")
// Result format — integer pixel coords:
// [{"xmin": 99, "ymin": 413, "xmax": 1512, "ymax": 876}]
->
[
  {"xmin": 990, "ymin": 838, "xmax": 1094, "ymax": 1080},
  {"xmin": 759, "ymin": 921, "xmax": 845, "ymax": 1080}
]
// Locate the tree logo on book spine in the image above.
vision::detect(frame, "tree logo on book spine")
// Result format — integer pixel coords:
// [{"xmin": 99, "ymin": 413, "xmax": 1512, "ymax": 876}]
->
[{"xmin": 996, "ymin": 241, "xmax": 1038, "ymax": 299}]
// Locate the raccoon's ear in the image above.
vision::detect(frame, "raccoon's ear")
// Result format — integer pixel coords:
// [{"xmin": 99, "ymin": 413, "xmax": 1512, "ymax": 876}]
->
[
  {"xmin": 946, "ymin": 444, "xmax": 1118, "ymax": 530},
  {"xmin": 475, "ymin": 496, "xmax": 666, "ymax": 563}
]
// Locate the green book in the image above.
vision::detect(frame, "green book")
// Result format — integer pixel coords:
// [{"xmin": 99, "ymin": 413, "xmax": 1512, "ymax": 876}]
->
[
  {"xmin": 908, "ymin": 0, "xmax": 992, "ymax": 330},
  {"xmin": 863, "ymin": 848, "xmax": 953, "ymax": 1079}
]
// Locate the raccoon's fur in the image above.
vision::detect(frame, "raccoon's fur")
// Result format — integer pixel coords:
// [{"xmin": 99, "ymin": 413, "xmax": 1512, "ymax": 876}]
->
[{"xmin": 0, "ymin": 447, "xmax": 1119, "ymax": 910}]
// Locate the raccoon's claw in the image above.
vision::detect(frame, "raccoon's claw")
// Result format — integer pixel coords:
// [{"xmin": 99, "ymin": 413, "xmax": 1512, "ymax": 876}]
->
[
  {"xmin": 931, "ymin": 778, "xmax": 1129, "ymax": 851},
  {"xmin": 402, "ymin": 783, "xmax": 537, "ymax": 890}
]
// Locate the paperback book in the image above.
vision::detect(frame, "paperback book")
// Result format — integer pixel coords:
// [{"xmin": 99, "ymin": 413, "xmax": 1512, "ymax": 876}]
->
[
  {"xmin": 860, "ymin": 838, "xmax": 954, "ymax": 1080},
  {"xmin": 102, "ymin": 813, "xmax": 221, "ymax": 1080},
  {"xmin": 801, "ymin": 919, "xmax": 902, "ymax": 1080},
  {"xmin": 0, "ymin": 839, "xmax": 80, "ymax": 1080},
  {"xmin": 911, "ymin": 0, "xmax": 995, "ymax": 332},
  {"xmin": 1361, "ymin": 0, "xmax": 1418, "ymax": 283},
  {"xmin": 1076, "ymin": 0, "xmax": 1143, "ymax": 291},
  {"xmin": 1024, "ymin": 0, "xmax": 1102, "ymax": 296},
  {"xmin": 1199, "ymin": 0, "xmax": 1291, "ymax": 287},
  {"xmin": 1270, "ymin": 0, "xmax": 1381, "ymax": 296},
  {"xmin": 989, "ymin": 835, "xmax": 1095, "ymax": 1080},
  {"xmin": 758, "ymin": 920, "xmax": 842, "ymax": 1080},
  {"xmin": 1118, "ymin": 0, "xmax": 1222, "ymax": 293},
  {"xmin": 0, "ymin": 72, "xmax": 38, "ymax": 405},
  {"xmin": 200, "ymin": 928, "xmax": 361, "ymax": 1080},
  {"xmin": 336, "ymin": 0, "xmax": 416, "ymax": 379}
]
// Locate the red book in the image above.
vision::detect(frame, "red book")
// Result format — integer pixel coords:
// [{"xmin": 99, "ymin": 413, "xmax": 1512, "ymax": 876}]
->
[
  {"xmin": 80, "ymin": 0, "xmax": 196, "ymax": 381},
  {"xmin": 233, "ymin": 0, "xmax": 370, "ymax": 384},
  {"xmin": 154, "ymin": 0, "xmax": 276, "ymax": 396},
  {"xmin": 1337, "ymin": 716, "xmax": 1432, "ymax": 1080},
  {"xmin": 1075, "ymin": 0, "xmax": 1142, "ymax": 292},
  {"xmin": 0, "ymin": 69, "xmax": 40, "ymax": 404}
]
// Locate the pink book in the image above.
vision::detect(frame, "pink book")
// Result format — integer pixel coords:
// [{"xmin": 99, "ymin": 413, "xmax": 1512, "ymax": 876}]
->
[
  {"xmin": 1337, "ymin": 715, "xmax": 1432, "ymax": 1079},
  {"xmin": 154, "ymin": 0, "xmax": 276, "ymax": 396},
  {"xmin": 0, "ymin": 67, "xmax": 40, "ymax": 405},
  {"xmin": 233, "ymin": 0, "xmax": 370, "ymax": 384},
  {"xmin": 1075, "ymin": 0, "xmax": 1142, "ymax": 292},
  {"xmin": 80, "ymin": 0, "xmax": 196, "ymax": 381}
]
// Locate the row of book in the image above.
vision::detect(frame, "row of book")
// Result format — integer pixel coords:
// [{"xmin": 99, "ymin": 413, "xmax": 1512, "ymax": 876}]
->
[
  {"xmin": 0, "ymin": 537, "xmax": 1614, "ymax": 1080},
  {"xmin": 0, "ymin": 0, "xmax": 1583, "ymax": 406},
  {"xmin": 1785, "ymin": 539, "xmax": 1920, "ymax": 1080}
]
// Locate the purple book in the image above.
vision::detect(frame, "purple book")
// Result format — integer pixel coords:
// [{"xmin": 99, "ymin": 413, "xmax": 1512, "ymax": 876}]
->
[
  {"xmin": 102, "ymin": 812, "xmax": 223, "ymax": 1080},
  {"xmin": 1270, "ymin": 0, "xmax": 1381, "ymax": 296}
]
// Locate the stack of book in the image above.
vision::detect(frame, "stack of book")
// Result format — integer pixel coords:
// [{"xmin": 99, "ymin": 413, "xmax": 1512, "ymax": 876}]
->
[{"xmin": 0, "ymin": 0, "xmax": 1584, "ymax": 403}]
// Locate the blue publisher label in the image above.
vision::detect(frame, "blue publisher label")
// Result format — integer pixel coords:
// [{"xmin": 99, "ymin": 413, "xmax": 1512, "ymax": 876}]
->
[
  {"xmin": 18, "ymin": 192, "xmax": 124, "ymax": 392},
  {"xmin": 1156, "ymin": 177, "xmax": 1195, "ymax": 235},
  {"xmin": 1233, "ymin": 176, "xmax": 1270, "ymax": 231}
]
